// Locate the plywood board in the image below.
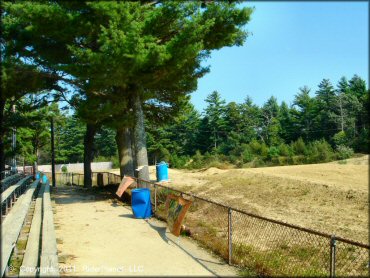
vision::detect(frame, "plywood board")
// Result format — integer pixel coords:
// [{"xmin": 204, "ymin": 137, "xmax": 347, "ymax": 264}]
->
[{"xmin": 116, "ymin": 177, "xmax": 136, "ymax": 197}]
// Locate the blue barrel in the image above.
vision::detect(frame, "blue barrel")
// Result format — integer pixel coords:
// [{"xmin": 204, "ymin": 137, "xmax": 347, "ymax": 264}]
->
[
  {"xmin": 156, "ymin": 161, "xmax": 168, "ymax": 182},
  {"xmin": 42, "ymin": 174, "xmax": 48, "ymax": 184},
  {"xmin": 131, "ymin": 188, "xmax": 152, "ymax": 219},
  {"xmin": 36, "ymin": 172, "xmax": 40, "ymax": 179}
]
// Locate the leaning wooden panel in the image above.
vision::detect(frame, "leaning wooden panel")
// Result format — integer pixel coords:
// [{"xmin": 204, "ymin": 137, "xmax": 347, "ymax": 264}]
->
[
  {"xmin": 0, "ymin": 179, "xmax": 39, "ymax": 276},
  {"xmin": 19, "ymin": 183, "xmax": 45, "ymax": 277},
  {"xmin": 39, "ymin": 182, "xmax": 59, "ymax": 277}
]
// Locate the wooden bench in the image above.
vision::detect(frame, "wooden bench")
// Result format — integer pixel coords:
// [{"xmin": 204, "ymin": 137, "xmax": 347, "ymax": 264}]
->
[
  {"xmin": 39, "ymin": 182, "xmax": 59, "ymax": 277},
  {"xmin": 18, "ymin": 181, "xmax": 59, "ymax": 277},
  {"xmin": 1, "ymin": 179, "xmax": 40, "ymax": 276},
  {"xmin": 1, "ymin": 173, "xmax": 23, "ymax": 193},
  {"xmin": 1, "ymin": 175, "xmax": 33, "ymax": 216},
  {"xmin": 18, "ymin": 183, "xmax": 45, "ymax": 277}
]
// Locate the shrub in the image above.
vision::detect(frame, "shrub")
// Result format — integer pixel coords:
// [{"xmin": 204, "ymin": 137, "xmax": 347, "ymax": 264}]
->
[
  {"xmin": 169, "ymin": 154, "xmax": 188, "ymax": 168},
  {"xmin": 242, "ymin": 148, "xmax": 253, "ymax": 163},
  {"xmin": 278, "ymin": 143, "xmax": 291, "ymax": 157},
  {"xmin": 291, "ymin": 138, "xmax": 306, "ymax": 155},
  {"xmin": 352, "ymin": 128, "xmax": 370, "ymax": 153},
  {"xmin": 61, "ymin": 165, "xmax": 68, "ymax": 173},
  {"xmin": 187, "ymin": 150, "xmax": 205, "ymax": 169},
  {"xmin": 251, "ymin": 157, "xmax": 265, "ymax": 167},
  {"xmin": 268, "ymin": 146, "xmax": 280, "ymax": 160},
  {"xmin": 336, "ymin": 145, "xmax": 354, "ymax": 160},
  {"xmin": 307, "ymin": 139, "xmax": 334, "ymax": 163},
  {"xmin": 111, "ymin": 156, "xmax": 120, "ymax": 168},
  {"xmin": 249, "ymin": 140, "xmax": 261, "ymax": 155},
  {"xmin": 260, "ymin": 143, "xmax": 269, "ymax": 159},
  {"xmin": 290, "ymin": 155, "xmax": 306, "ymax": 165},
  {"xmin": 277, "ymin": 156, "xmax": 288, "ymax": 165},
  {"xmin": 333, "ymin": 131, "xmax": 349, "ymax": 147}
]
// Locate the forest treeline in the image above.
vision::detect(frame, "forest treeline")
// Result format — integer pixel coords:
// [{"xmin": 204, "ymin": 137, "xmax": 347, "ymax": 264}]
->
[
  {"xmin": 147, "ymin": 75, "xmax": 369, "ymax": 168},
  {"xmin": 5, "ymin": 75, "xmax": 368, "ymax": 170}
]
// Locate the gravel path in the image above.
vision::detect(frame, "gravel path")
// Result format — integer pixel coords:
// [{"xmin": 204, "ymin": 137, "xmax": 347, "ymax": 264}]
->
[{"xmin": 52, "ymin": 187, "xmax": 238, "ymax": 276}]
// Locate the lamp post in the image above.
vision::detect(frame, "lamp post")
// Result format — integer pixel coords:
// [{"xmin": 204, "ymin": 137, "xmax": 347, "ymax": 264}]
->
[
  {"xmin": 51, "ymin": 117, "xmax": 56, "ymax": 187},
  {"xmin": 11, "ymin": 105, "xmax": 17, "ymax": 173}
]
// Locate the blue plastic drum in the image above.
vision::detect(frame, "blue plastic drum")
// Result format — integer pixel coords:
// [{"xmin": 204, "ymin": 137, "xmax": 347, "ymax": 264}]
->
[
  {"xmin": 36, "ymin": 172, "xmax": 40, "ymax": 179},
  {"xmin": 131, "ymin": 188, "xmax": 152, "ymax": 219},
  {"xmin": 156, "ymin": 161, "xmax": 168, "ymax": 182},
  {"xmin": 42, "ymin": 174, "xmax": 48, "ymax": 184}
]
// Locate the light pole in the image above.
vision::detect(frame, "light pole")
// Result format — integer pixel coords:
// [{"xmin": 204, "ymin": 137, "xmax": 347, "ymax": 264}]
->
[
  {"xmin": 11, "ymin": 105, "xmax": 17, "ymax": 173},
  {"xmin": 51, "ymin": 117, "xmax": 56, "ymax": 187}
]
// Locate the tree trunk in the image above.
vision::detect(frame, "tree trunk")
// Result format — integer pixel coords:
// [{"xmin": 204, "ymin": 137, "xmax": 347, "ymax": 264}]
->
[
  {"xmin": 115, "ymin": 127, "xmax": 134, "ymax": 178},
  {"xmin": 130, "ymin": 127, "xmax": 137, "ymax": 171},
  {"xmin": 0, "ymin": 99, "xmax": 6, "ymax": 174},
  {"xmin": 83, "ymin": 123, "xmax": 96, "ymax": 188},
  {"xmin": 132, "ymin": 94, "xmax": 150, "ymax": 185}
]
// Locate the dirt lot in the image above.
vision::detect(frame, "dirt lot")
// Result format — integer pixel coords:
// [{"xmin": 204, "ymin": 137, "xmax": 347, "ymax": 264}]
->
[
  {"xmin": 52, "ymin": 187, "xmax": 237, "ymax": 276},
  {"xmin": 113, "ymin": 155, "xmax": 368, "ymax": 244}
]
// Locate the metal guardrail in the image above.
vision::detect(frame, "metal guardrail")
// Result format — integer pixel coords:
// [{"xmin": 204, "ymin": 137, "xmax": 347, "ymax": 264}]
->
[{"xmin": 48, "ymin": 171, "xmax": 369, "ymax": 277}]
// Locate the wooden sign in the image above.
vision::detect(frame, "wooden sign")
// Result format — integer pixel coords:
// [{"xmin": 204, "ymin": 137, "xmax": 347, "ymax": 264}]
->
[
  {"xmin": 116, "ymin": 177, "xmax": 136, "ymax": 197},
  {"xmin": 165, "ymin": 194, "xmax": 192, "ymax": 237}
]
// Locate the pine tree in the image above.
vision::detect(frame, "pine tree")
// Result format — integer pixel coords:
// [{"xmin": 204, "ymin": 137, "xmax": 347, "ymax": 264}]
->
[
  {"xmin": 292, "ymin": 86, "xmax": 316, "ymax": 140},
  {"xmin": 203, "ymin": 91, "xmax": 227, "ymax": 151}
]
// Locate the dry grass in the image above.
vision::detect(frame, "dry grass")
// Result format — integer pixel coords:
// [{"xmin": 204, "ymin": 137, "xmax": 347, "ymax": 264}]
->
[
  {"xmin": 145, "ymin": 156, "xmax": 368, "ymax": 244},
  {"xmin": 140, "ymin": 156, "xmax": 369, "ymax": 276}
]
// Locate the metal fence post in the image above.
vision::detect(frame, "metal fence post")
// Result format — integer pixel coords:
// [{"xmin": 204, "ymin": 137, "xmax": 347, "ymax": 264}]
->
[
  {"xmin": 330, "ymin": 235, "xmax": 336, "ymax": 277},
  {"xmin": 228, "ymin": 207, "xmax": 232, "ymax": 265},
  {"xmin": 154, "ymin": 184, "xmax": 157, "ymax": 212}
]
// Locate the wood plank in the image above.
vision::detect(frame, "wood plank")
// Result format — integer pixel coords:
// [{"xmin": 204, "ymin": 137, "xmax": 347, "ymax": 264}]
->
[
  {"xmin": 19, "ymin": 183, "xmax": 45, "ymax": 277},
  {"xmin": 0, "ymin": 179, "xmax": 40, "ymax": 276},
  {"xmin": 116, "ymin": 176, "xmax": 136, "ymax": 197},
  {"xmin": 1, "ymin": 173, "xmax": 23, "ymax": 193},
  {"xmin": 39, "ymin": 255, "xmax": 59, "ymax": 277},
  {"xmin": 1, "ymin": 176, "xmax": 33, "ymax": 203},
  {"xmin": 40, "ymin": 182, "xmax": 59, "ymax": 277}
]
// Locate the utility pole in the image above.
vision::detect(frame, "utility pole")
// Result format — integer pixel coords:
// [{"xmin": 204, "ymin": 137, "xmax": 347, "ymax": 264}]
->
[
  {"xmin": 51, "ymin": 117, "xmax": 56, "ymax": 187},
  {"xmin": 12, "ymin": 105, "xmax": 17, "ymax": 173}
]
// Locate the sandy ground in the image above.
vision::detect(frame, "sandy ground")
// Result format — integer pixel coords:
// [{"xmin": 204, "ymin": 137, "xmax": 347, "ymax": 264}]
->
[
  {"xmin": 52, "ymin": 187, "xmax": 238, "ymax": 277},
  {"xmin": 111, "ymin": 155, "xmax": 368, "ymax": 243}
]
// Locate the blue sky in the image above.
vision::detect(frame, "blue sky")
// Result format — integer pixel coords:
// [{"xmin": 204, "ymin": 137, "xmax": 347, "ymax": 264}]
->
[{"xmin": 191, "ymin": 1, "xmax": 369, "ymax": 112}]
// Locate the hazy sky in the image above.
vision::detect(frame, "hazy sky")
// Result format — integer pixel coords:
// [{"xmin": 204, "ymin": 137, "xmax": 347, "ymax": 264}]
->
[{"xmin": 191, "ymin": 1, "xmax": 369, "ymax": 112}]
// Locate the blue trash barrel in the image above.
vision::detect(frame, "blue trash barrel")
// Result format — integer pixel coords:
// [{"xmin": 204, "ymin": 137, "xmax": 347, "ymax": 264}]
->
[
  {"xmin": 42, "ymin": 174, "xmax": 48, "ymax": 184},
  {"xmin": 156, "ymin": 161, "xmax": 168, "ymax": 182},
  {"xmin": 36, "ymin": 172, "xmax": 40, "ymax": 179},
  {"xmin": 131, "ymin": 188, "xmax": 152, "ymax": 219}
]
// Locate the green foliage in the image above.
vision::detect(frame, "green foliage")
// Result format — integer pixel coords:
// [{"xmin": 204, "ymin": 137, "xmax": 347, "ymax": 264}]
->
[
  {"xmin": 268, "ymin": 146, "xmax": 280, "ymax": 160},
  {"xmin": 332, "ymin": 131, "xmax": 349, "ymax": 147},
  {"xmin": 188, "ymin": 150, "xmax": 205, "ymax": 169},
  {"xmin": 306, "ymin": 139, "xmax": 334, "ymax": 163},
  {"xmin": 336, "ymin": 145, "xmax": 354, "ymax": 160},
  {"xmin": 291, "ymin": 138, "xmax": 306, "ymax": 155},
  {"xmin": 61, "ymin": 165, "xmax": 68, "ymax": 173},
  {"xmin": 55, "ymin": 115, "xmax": 85, "ymax": 164}
]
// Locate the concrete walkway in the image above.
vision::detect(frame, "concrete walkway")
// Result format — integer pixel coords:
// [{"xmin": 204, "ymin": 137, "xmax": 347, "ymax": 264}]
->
[{"xmin": 52, "ymin": 187, "xmax": 238, "ymax": 276}]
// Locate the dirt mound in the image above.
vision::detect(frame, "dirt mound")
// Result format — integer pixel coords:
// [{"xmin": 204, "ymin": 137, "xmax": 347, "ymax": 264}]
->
[{"xmin": 202, "ymin": 167, "xmax": 228, "ymax": 175}]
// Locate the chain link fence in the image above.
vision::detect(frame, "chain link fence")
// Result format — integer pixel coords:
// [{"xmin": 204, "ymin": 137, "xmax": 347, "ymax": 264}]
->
[{"xmin": 50, "ymin": 171, "xmax": 369, "ymax": 276}]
